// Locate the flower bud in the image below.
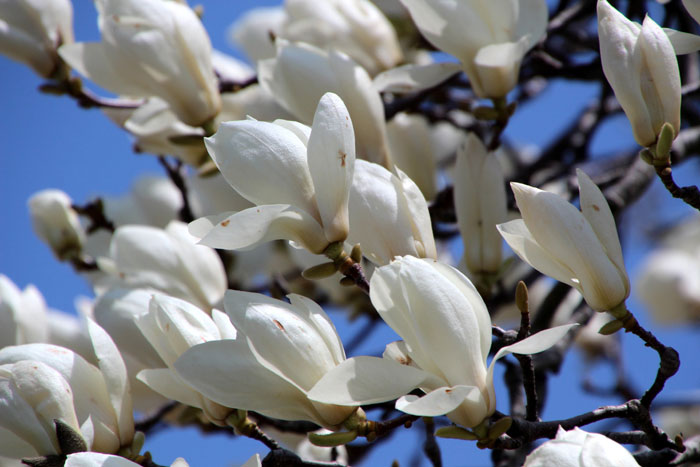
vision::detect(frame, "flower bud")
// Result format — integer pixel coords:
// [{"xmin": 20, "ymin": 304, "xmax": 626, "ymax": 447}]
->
[{"xmin": 28, "ymin": 190, "xmax": 84, "ymax": 261}]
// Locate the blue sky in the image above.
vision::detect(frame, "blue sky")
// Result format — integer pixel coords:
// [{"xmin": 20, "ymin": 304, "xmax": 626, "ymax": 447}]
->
[{"xmin": 1, "ymin": 1, "xmax": 699, "ymax": 466}]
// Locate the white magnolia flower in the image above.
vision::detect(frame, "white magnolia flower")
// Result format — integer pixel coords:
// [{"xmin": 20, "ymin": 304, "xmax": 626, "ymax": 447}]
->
[
  {"xmin": 523, "ymin": 426, "xmax": 640, "ymax": 466},
  {"xmin": 455, "ymin": 134, "xmax": 507, "ymax": 278},
  {"xmin": 99, "ymin": 221, "xmax": 227, "ymax": 311},
  {"xmin": 189, "ymin": 92, "xmax": 355, "ymax": 254},
  {"xmin": 498, "ymin": 169, "xmax": 630, "ymax": 312},
  {"xmin": 637, "ymin": 248, "xmax": 700, "ymax": 324},
  {"xmin": 347, "ymin": 160, "xmax": 437, "ymax": 265},
  {"xmin": 28, "ymin": 189, "xmax": 85, "ymax": 261},
  {"xmin": 399, "ymin": 0, "xmax": 548, "ymax": 98},
  {"xmin": 281, "ymin": 0, "xmax": 402, "ymax": 75},
  {"xmin": 308, "ymin": 257, "xmax": 574, "ymax": 428},
  {"xmin": 386, "ymin": 112, "xmax": 437, "ymax": 199},
  {"xmin": 0, "ymin": 321, "xmax": 134, "ymax": 456},
  {"xmin": 59, "ymin": 0, "xmax": 221, "ymax": 127},
  {"xmin": 175, "ymin": 290, "xmax": 356, "ymax": 429},
  {"xmin": 597, "ymin": 0, "xmax": 681, "ymax": 147},
  {"xmin": 0, "ymin": 0, "xmax": 73, "ymax": 77},
  {"xmin": 135, "ymin": 294, "xmax": 235, "ymax": 425},
  {"xmin": 259, "ymin": 40, "xmax": 390, "ymax": 166}
]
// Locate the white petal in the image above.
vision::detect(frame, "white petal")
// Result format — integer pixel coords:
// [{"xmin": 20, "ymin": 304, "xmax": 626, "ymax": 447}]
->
[
  {"xmin": 515, "ymin": 0, "xmax": 549, "ymax": 50},
  {"xmin": 65, "ymin": 452, "xmax": 142, "ymax": 467},
  {"xmin": 395, "ymin": 385, "xmax": 481, "ymax": 417},
  {"xmin": 136, "ymin": 369, "xmax": 203, "ymax": 410},
  {"xmin": 197, "ymin": 205, "xmax": 327, "ymax": 254},
  {"xmin": 204, "ymin": 120, "xmax": 317, "ymax": 215},
  {"xmin": 307, "ymin": 92, "xmax": 355, "ymax": 242},
  {"xmin": 497, "ymin": 219, "xmax": 578, "ymax": 289},
  {"xmin": 372, "ymin": 62, "xmax": 461, "ymax": 93},
  {"xmin": 223, "ymin": 291, "xmax": 338, "ymax": 391},
  {"xmin": 174, "ymin": 340, "xmax": 320, "ymax": 422},
  {"xmin": 287, "ymin": 294, "xmax": 345, "ymax": 364},
  {"xmin": 86, "ymin": 320, "xmax": 134, "ymax": 447},
  {"xmin": 307, "ymin": 356, "xmax": 438, "ymax": 406},
  {"xmin": 576, "ymin": 170, "xmax": 626, "ymax": 279},
  {"xmin": 393, "ymin": 168, "xmax": 437, "ymax": 259},
  {"xmin": 639, "ymin": 15, "xmax": 681, "ymax": 137},
  {"xmin": 473, "ymin": 40, "xmax": 528, "ymax": 98},
  {"xmin": 664, "ymin": 28, "xmax": 700, "ymax": 55}
]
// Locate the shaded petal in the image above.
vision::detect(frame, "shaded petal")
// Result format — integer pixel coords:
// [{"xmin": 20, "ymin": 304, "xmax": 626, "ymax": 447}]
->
[
  {"xmin": 307, "ymin": 356, "xmax": 439, "ymax": 406},
  {"xmin": 174, "ymin": 340, "xmax": 320, "ymax": 422},
  {"xmin": 396, "ymin": 385, "xmax": 481, "ymax": 417},
  {"xmin": 137, "ymin": 369, "xmax": 203, "ymax": 410},
  {"xmin": 576, "ymin": 170, "xmax": 626, "ymax": 279},
  {"xmin": 664, "ymin": 28, "xmax": 700, "ymax": 55},
  {"xmin": 86, "ymin": 320, "xmax": 134, "ymax": 446},
  {"xmin": 372, "ymin": 62, "xmax": 461, "ymax": 93},
  {"xmin": 497, "ymin": 219, "xmax": 578, "ymax": 289},
  {"xmin": 197, "ymin": 205, "xmax": 327, "ymax": 254}
]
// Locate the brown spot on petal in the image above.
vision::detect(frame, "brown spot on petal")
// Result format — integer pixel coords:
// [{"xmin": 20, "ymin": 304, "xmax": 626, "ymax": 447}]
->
[
  {"xmin": 338, "ymin": 150, "xmax": 347, "ymax": 167},
  {"xmin": 445, "ymin": 389, "xmax": 452, "ymax": 394},
  {"xmin": 221, "ymin": 220, "xmax": 230, "ymax": 227},
  {"xmin": 273, "ymin": 319, "xmax": 285, "ymax": 332},
  {"xmin": 592, "ymin": 204, "xmax": 600, "ymax": 212},
  {"xmin": 398, "ymin": 355, "xmax": 413, "ymax": 366}
]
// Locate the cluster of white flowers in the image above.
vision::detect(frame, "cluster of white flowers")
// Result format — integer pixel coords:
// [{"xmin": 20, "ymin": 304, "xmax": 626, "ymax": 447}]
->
[{"xmin": 3, "ymin": 0, "xmax": 700, "ymax": 465}]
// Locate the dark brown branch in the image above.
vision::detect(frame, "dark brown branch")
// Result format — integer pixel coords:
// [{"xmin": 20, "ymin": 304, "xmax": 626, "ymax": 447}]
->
[
  {"xmin": 158, "ymin": 156, "xmax": 195, "ymax": 223},
  {"xmin": 72, "ymin": 198, "xmax": 115, "ymax": 234},
  {"xmin": 422, "ymin": 417, "xmax": 442, "ymax": 467}
]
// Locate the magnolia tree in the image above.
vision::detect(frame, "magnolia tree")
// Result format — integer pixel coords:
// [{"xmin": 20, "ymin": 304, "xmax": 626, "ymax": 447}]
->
[{"xmin": 2, "ymin": 0, "xmax": 700, "ymax": 466}]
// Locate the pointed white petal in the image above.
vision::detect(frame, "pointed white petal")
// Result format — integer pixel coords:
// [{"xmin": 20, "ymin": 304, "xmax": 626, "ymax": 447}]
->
[
  {"xmin": 204, "ymin": 120, "xmax": 316, "ymax": 214},
  {"xmin": 136, "ymin": 369, "xmax": 203, "ymax": 410},
  {"xmin": 86, "ymin": 320, "xmax": 134, "ymax": 446},
  {"xmin": 188, "ymin": 212, "xmax": 233, "ymax": 240},
  {"xmin": 307, "ymin": 92, "xmax": 355, "ymax": 242},
  {"xmin": 664, "ymin": 28, "xmax": 700, "ymax": 55},
  {"xmin": 576, "ymin": 170, "xmax": 626, "ymax": 277},
  {"xmin": 307, "ymin": 356, "xmax": 438, "ymax": 406},
  {"xmin": 174, "ymin": 340, "xmax": 319, "ymax": 422},
  {"xmin": 497, "ymin": 219, "xmax": 578, "ymax": 289},
  {"xmin": 396, "ymin": 385, "xmax": 481, "ymax": 417},
  {"xmin": 197, "ymin": 205, "xmax": 327, "ymax": 254},
  {"xmin": 287, "ymin": 294, "xmax": 345, "ymax": 364},
  {"xmin": 372, "ymin": 62, "xmax": 462, "ymax": 93},
  {"xmin": 393, "ymin": 168, "xmax": 437, "ymax": 259}
]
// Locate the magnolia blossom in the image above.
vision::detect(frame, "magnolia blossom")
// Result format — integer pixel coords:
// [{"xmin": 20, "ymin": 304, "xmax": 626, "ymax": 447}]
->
[
  {"xmin": 259, "ymin": 40, "xmax": 390, "ymax": 166},
  {"xmin": 454, "ymin": 134, "xmax": 507, "ymax": 278},
  {"xmin": 309, "ymin": 257, "xmax": 573, "ymax": 428},
  {"xmin": 175, "ymin": 290, "xmax": 357, "ymax": 429},
  {"xmin": 0, "ymin": 275, "xmax": 49, "ymax": 347},
  {"xmin": 135, "ymin": 294, "xmax": 235, "ymax": 424},
  {"xmin": 281, "ymin": 0, "xmax": 402, "ymax": 75},
  {"xmin": 347, "ymin": 160, "xmax": 436, "ymax": 265},
  {"xmin": 189, "ymin": 92, "xmax": 355, "ymax": 254},
  {"xmin": 59, "ymin": 0, "xmax": 221, "ymax": 127},
  {"xmin": 0, "ymin": 321, "xmax": 134, "ymax": 457},
  {"xmin": 0, "ymin": 0, "xmax": 73, "ymax": 77},
  {"xmin": 97, "ymin": 221, "xmax": 227, "ymax": 311},
  {"xmin": 399, "ymin": 0, "xmax": 548, "ymax": 98},
  {"xmin": 597, "ymin": 0, "xmax": 681, "ymax": 147},
  {"xmin": 28, "ymin": 189, "xmax": 84, "ymax": 261},
  {"xmin": 523, "ymin": 426, "xmax": 640, "ymax": 466},
  {"xmin": 498, "ymin": 170, "xmax": 630, "ymax": 313}
]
